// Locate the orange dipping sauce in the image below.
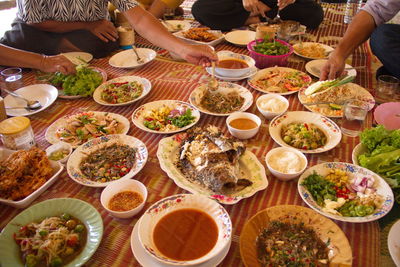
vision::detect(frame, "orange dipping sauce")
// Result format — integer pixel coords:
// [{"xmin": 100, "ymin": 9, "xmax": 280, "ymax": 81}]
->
[
  {"xmin": 229, "ymin": 118, "xmax": 258, "ymax": 130},
  {"xmin": 108, "ymin": 191, "xmax": 143, "ymax": 211},
  {"xmin": 217, "ymin": 59, "xmax": 248, "ymax": 69},
  {"xmin": 153, "ymin": 209, "xmax": 218, "ymax": 261}
]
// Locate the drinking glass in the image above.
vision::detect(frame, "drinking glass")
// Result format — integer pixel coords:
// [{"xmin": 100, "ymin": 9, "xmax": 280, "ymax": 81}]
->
[
  {"xmin": 377, "ymin": 75, "xmax": 399, "ymax": 101},
  {"xmin": 1, "ymin": 67, "xmax": 23, "ymax": 92},
  {"xmin": 341, "ymin": 100, "xmax": 369, "ymax": 137},
  {"xmin": 163, "ymin": 8, "xmax": 175, "ymax": 20}
]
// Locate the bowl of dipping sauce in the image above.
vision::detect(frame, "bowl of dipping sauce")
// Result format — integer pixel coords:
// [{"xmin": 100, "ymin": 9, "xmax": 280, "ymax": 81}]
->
[
  {"xmin": 100, "ymin": 179, "xmax": 147, "ymax": 218},
  {"xmin": 265, "ymin": 147, "xmax": 307, "ymax": 181},
  {"xmin": 215, "ymin": 51, "xmax": 255, "ymax": 78},
  {"xmin": 226, "ymin": 112, "xmax": 261, "ymax": 139},
  {"xmin": 138, "ymin": 194, "xmax": 231, "ymax": 266},
  {"xmin": 45, "ymin": 141, "xmax": 72, "ymax": 164},
  {"xmin": 256, "ymin": 94, "xmax": 289, "ymax": 120}
]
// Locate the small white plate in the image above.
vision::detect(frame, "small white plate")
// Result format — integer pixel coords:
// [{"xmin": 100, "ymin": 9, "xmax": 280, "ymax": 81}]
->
[
  {"xmin": 388, "ymin": 220, "xmax": 400, "ymax": 266},
  {"xmin": 4, "ymin": 84, "xmax": 58, "ymax": 117},
  {"xmin": 162, "ymin": 20, "xmax": 191, "ymax": 32},
  {"xmin": 93, "ymin": 76, "xmax": 151, "ymax": 106},
  {"xmin": 131, "ymin": 217, "xmax": 231, "ymax": 267},
  {"xmin": 174, "ymin": 30, "xmax": 224, "ymax": 47},
  {"xmin": 205, "ymin": 66, "xmax": 257, "ymax": 81},
  {"xmin": 292, "ymin": 42, "xmax": 334, "ymax": 60},
  {"xmin": 61, "ymin": 52, "xmax": 93, "ymax": 65},
  {"xmin": 109, "ymin": 48, "xmax": 157, "ymax": 69},
  {"xmin": 224, "ymin": 30, "xmax": 256, "ymax": 47},
  {"xmin": 305, "ymin": 59, "xmax": 357, "ymax": 78}
]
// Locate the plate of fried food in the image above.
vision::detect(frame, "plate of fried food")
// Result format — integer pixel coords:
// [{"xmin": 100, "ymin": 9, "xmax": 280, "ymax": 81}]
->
[
  {"xmin": 157, "ymin": 125, "xmax": 269, "ymax": 204},
  {"xmin": 174, "ymin": 27, "xmax": 224, "ymax": 46},
  {"xmin": 67, "ymin": 134, "xmax": 148, "ymax": 187},
  {"xmin": 0, "ymin": 147, "xmax": 63, "ymax": 208},
  {"xmin": 45, "ymin": 111, "xmax": 130, "ymax": 148},
  {"xmin": 248, "ymin": 66, "xmax": 312, "ymax": 95},
  {"xmin": 189, "ymin": 82, "xmax": 253, "ymax": 116},
  {"xmin": 292, "ymin": 42, "xmax": 334, "ymax": 60}
]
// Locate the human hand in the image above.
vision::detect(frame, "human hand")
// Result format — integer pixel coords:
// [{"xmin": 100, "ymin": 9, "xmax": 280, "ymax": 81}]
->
[
  {"xmin": 179, "ymin": 44, "xmax": 218, "ymax": 67},
  {"xmin": 86, "ymin": 20, "xmax": 118, "ymax": 42},
  {"xmin": 277, "ymin": 0, "xmax": 295, "ymax": 10},
  {"xmin": 39, "ymin": 55, "xmax": 76, "ymax": 74},
  {"xmin": 320, "ymin": 51, "xmax": 346, "ymax": 80}
]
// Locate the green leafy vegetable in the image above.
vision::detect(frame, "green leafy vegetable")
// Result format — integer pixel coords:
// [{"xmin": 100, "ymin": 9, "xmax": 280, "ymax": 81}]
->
[
  {"xmin": 168, "ymin": 109, "xmax": 195, "ymax": 128},
  {"xmin": 253, "ymin": 40, "xmax": 289, "ymax": 56},
  {"xmin": 301, "ymin": 172, "xmax": 337, "ymax": 206}
]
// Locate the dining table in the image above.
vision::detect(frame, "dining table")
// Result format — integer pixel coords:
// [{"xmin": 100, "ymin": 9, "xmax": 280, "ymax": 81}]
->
[{"xmin": 0, "ymin": 2, "xmax": 398, "ymax": 267}]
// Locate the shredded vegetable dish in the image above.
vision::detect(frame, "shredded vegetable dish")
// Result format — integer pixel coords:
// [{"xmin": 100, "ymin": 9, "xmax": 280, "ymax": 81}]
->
[
  {"xmin": 79, "ymin": 143, "xmax": 136, "ymax": 182},
  {"xmin": 143, "ymin": 105, "xmax": 195, "ymax": 131},
  {"xmin": 252, "ymin": 67, "xmax": 311, "ymax": 93},
  {"xmin": 302, "ymin": 170, "xmax": 384, "ymax": 217},
  {"xmin": 14, "ymin": 214, "xmax": 86, "ymax": 267},
  {"xmin": 281, "ymin": 122, "xmax": 327, "ymax": 150},
  {"xmin": 200, "ymin": 90, "xmax": 244, "ymax": 114},
  {"xmin": 101, "ymin": 81, "xmax": 143, "ymax": 104},
  {"xmin": 257, "ymin": 221, "xmax": 329, "ymax": 266},
  {"xmin": 295, "ymin": 43, "xmax": 327, "ymax": 58}
]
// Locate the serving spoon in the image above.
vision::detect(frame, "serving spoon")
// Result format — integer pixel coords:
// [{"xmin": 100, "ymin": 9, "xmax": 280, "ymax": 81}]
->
[
  {"xmin": 3, "ymin": 88, "xmax": 42, "ymax": 110},
  {"xmin": 132, "ymin": 45, "xmax": 144, "ymax": 64},
  {"xmin": 207, "ymin": 62, "xmax": 219, "ymax": 91}
]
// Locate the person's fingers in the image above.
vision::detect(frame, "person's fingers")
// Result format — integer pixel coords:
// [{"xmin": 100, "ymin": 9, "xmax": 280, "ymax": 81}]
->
[
  {"xmin": 328, "ymin": 64, "xmax": 337, "ymax": 80},
  {"xmin": 102, "ymin": 31, "xmax": 116, "ymax": 42},
  {"xmin": 320, "ymin": 64, "xmax": 329, "ymax": 81},
  {"xmin": 94, "ymin": 32, "xmax": 109, "ymax": 42}
]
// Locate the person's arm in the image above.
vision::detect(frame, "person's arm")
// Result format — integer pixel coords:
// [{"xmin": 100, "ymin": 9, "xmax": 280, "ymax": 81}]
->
[
  {"xmin": 123, "ymin": 6, "xmax": 217, "ymax": 65},
  {"xmin": 320, "ymin": 11, "xmax": 376, "ymax": 80},
  {"xmin": 148, "ymin": 0, "xmax": 169, "ymax": 19},
  {"xmin": 0, "ymin": 44, "xmax": 75, "ymax": 74}
]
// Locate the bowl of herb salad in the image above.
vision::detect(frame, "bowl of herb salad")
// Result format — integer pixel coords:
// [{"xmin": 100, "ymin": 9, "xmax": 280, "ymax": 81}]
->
[{"xmin": 247, "ymin": 39, "xmax": 293, "ymax": 68}]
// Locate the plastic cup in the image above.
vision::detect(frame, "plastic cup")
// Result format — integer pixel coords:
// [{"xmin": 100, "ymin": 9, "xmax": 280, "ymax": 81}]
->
[
  {"xmin": 377, "ymin": 75, "xmax": 399, "ymax": 101},
  {"xmin": 1, "ymin": 67, "xmax": 23, "ymax": 92},
  {"xmin": 341, "ymin": 100, "xmax": 369, "ymax": 137}
]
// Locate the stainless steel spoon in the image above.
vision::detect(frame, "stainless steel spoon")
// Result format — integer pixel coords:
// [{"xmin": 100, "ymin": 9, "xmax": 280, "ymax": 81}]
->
[
  {"xmin": 207, "ymin": 62, "xmax": 219, "ymax": 91},
  {"xmin": 132, "ymin": 45, "xmax": 144, "ymax": 64},
  {"xmin": 3, "ymin": 88, "xmax": 42, "ymax": 109}
]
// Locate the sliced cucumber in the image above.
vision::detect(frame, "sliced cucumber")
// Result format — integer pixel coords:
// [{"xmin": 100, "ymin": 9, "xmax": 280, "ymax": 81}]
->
[{"xmin": 329, "ymin": 103, "xmax": 342, "ymax": 110}]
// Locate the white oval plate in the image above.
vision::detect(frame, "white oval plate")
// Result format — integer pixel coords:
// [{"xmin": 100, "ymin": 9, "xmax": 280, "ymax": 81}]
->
[
  {"xmin": 189, "ymin": 82, "xmax": 253, "ymax": 116},
  {"xmin": 269, "ymin": 111, "xmax": 342, "ymax": 153},
  {"xmin": 173, "ymin": 30, "xmax": 224, "ymax": 47},
  {"xmin": 93, "ymin": 76, "xmax": 151, "ymax": 106},
  {"xmin": 45, "ymin": 111, "xmax": 130, "ymax": 148},
  {"xmin": 109, "ymin": 48, "xmax": 157, "ymax": 69},
  {"xmin": 61, "ymin": 52, "xmax": 93, "ymax": 65},
  {"xmin": 248, "ymin": 67, "xmax": 312, "ymax": 96},
  {"xmin": 67, "ymin": 134, "xmax": 148, "ymax": 187},
  {"xmin": 298, "ymin": 82, "xmax": 375, "ymax": 118},
  {"xmin": 157, "ymin": 134, "xmax": 269, "ymax": 204},
  {"xmin": 292, "ymin": 42, "xmax": 334, "ymax": 60},
  {"xmin": 298, "ymin": 162, "xmax": 394, "ymax": 223},
  {"xmin": 224, "ymin": 30, "xmax": 256, "ymax": 47},
  {"xmin": 132, "ymin": 100, "xmax": 200, "ymax": 134},
  {"xmin": 162, "ymin": 20, "xmax": 191, "ymax": 32},
  {"xmin": 388, "ymin": 220, "xmax": 400, "ymax": 266},
  {"xmin": 305, "ymin": 59, "xmax": 357, "ymax": 78},
  {"xmin": 4, "ymin": 84, "xmax": 58, "ymax": 117},
  {"xmin": 205, "ymin": 66, "xmax": 257, "ymax": 81}
]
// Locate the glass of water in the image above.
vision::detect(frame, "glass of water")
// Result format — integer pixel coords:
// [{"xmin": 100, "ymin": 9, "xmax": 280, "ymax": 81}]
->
[
  {"xmin": 341, "ymin": 100, "xmax": 369, "ymax": 137},
  {"xmin": 377, "ymin": 75, "xmax": 399, "ymax": 101},
  {"xmin": 1, "ymin": 67, "xmax": 23, "ymax": 91}
]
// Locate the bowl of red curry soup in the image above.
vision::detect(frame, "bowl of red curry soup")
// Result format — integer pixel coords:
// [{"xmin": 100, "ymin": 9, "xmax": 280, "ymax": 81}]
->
[
  {"xmin": 214, "ymin": 51, "xmax": 255, "ymax": 78},
  {"xmin": 138, "ymin": 194, "xmax": 232, "ymax": 266}
]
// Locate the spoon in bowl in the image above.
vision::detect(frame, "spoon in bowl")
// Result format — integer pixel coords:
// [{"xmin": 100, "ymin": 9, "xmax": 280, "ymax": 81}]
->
[
  {"xmin": 3, "ymin": 88, "xmax": 42, "ymax": 110},
  {"xmin": 132, "ymin": 45, "xmax": 144, "ymax": 64}
]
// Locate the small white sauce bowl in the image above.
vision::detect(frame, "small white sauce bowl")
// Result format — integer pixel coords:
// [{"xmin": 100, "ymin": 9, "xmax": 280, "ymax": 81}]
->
[
  {"xmin": 265, "ymin": 147, "xmax": 308, "ymax": 181},
  {"xmin": 45, "ymin": 141, "xmax": 72, "ymax": 164},
  {"xmin": 215, "ymin": 51, "xmax": 255, "ymax": 78},
  {"xmin": 226, "ymin": 112, "xmax": 261, "ymax": 140},
  {"xmin": 256, "ymin": 94, "xmax": 289, "ymax": 120},
  {"xmin": 100, "ymin": 179, "xmax": 147, "ymax": 219}
]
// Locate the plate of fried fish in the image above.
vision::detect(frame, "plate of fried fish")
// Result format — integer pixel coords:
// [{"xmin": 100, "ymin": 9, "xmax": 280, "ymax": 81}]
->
[{"xmin": 157, "ymin": 125, "xmax": 268, "ymax": 204}]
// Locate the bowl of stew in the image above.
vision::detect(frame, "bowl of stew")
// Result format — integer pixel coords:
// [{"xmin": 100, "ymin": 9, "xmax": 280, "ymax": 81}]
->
[
  {"xmin": 138, "ymin": 194, "xmax": 232, "ymax": 266},
  {"xmin": 214, "ymin": 51, "xmax": 255, "ymax": 78},
  {"xmin": 226, "ymin": 112, "xmax": 261, "ymax": 139}
]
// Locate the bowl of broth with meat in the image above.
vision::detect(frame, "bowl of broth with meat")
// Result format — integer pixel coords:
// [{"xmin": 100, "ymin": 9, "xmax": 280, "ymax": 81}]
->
[
  {"xmin": 215, "ymin": 51, "xmax": 256, "ymax": 78},
  {"xmin": 138, "ymin": 194, "xmax": 232, "ymax": 266}
]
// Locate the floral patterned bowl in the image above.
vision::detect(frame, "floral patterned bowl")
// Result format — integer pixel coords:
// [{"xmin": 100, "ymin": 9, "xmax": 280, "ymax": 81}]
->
[{"xmin": 137, "ymin": 194, "xmax": 232, "ymax": 266}]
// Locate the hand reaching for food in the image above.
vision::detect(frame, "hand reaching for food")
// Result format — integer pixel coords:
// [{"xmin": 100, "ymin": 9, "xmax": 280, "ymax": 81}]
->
[{"xmin": 320, "ymin": 51, "xmax": 346, "ymax": 81}]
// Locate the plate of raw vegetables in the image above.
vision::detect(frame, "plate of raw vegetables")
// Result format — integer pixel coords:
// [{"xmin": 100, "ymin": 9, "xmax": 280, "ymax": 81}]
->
[
  {"xmin": 37, "ymin": 65, "xmax": 107, "ymax": 99},
  {"xmin": 93, "ymin": 76, "xmax": 151, "ymax": 106},
  {"xmin": 352, "ymin": 125, "xmax": 400, "ymax": 204},
  {"xmin": 131, "ymin": 100, "xmax": 200, "ymax": 134},
  {"xmin": 298, "ymin": 162, "xmax": 394, "ymax": 223}
]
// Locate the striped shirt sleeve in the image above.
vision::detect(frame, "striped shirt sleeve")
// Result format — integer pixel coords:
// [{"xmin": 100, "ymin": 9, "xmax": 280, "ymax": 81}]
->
[
  {"xmin": 110, "ymin": 0, "xmax": 139, "ymax": 12},
  {"xmin": 17, "ymin": 0, "xmax": 48, "ymax": 24}
]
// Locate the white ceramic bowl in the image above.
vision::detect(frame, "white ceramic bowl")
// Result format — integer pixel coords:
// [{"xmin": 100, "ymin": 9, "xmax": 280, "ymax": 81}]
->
[
  {"xmin": 265, "ymin": 147, "xmax": 308, "ymax": 181},
  {"xmin": 45, "ymin": 141, "xmax": 72, "ymax": 164},
  {"xmin": 226, "ymin": 112, "xmax": 261, "ymax": 139},
  {"xmin": 138, "ymin": 194, "xmax": 232, "ymax": 266},
  {"xmin": 100, "ymin": 179, "xmax": 147, "ymax": 218},
  {"xmin": 256, "ymin": 94, "xmax": 289, "ymax": 120},
  {"xmin": 215, "ymin": 51, "xmax": 256, "ymax": 78},
  {"xmin": 351, "ymin": 143, "xmax": 367, "ymax": 166}
]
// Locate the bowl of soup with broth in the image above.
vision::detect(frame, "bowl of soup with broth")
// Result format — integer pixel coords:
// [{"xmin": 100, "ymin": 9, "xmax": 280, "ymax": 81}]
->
[{"xmin": 215, "ymin": 51, "xmax": 256, "ymax": 78}]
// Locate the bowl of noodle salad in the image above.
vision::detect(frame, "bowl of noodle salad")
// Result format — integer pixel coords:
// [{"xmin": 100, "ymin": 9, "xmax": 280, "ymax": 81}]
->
[{"xmin": 292, "ymin": 42, "xmax": 334, "ymax": 60}]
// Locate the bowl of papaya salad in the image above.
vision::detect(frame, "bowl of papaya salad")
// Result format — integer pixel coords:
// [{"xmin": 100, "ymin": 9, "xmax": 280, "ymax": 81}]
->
[
  {"xmin": 131, "ymin": 100, "xmax": 200, "ymax": 134},
  {"xmin": 298, "ymin": 162, "xmax": 394, "ymax": 222}
]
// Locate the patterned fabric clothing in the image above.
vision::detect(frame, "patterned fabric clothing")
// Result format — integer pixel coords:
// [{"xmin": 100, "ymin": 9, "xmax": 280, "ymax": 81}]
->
[{"xmin": 16, "ymin": 0, "xmax": 138, "ymax": 24}]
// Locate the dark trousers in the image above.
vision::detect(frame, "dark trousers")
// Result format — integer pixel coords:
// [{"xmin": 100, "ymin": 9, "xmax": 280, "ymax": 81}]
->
[
  {"xmin": 370, "ymin": 24, "xmax": 400, "ymax": 79},
  {"xmin": 0, "ymin": 19, "xmax": 119, "ymax": 58},
  {"xmin": 192, "ymin": 0, "xmax": 324, "ymax": 31}
]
